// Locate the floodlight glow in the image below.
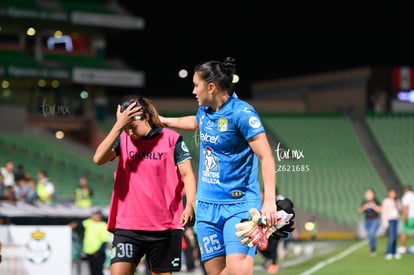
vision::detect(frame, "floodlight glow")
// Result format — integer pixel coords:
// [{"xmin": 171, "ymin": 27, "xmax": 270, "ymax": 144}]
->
[
  {"xmin": 397, "ymin": 90, "xmax": 414, "ymax": 103},
  {"xmin": 37, "ymin": 79, "xmax": 46, "ymax": 87},
  {"xmin": 55, "ymin": 130, "xmax": 65, "ymax": 139},
  {"xmin": 232, "ymin": 74, "xmax": 239, "ymax": 83},
  {"xmin": 47, "ymin": 35, "xmax": 73, "ymax": 52},
  {"xmin": 80, "ymin": 91, "xmax": 89, "ymax": 99},
  {"xmin": 26, "ymin": 27, "xmax": 36, "ymax": 36},
  {"xmin": 178, "ymin": 69, "xmax": 188, "ymax": 78},
  {"xmin": 304, "ymin": 221, "xmax": 315, "ymax": 232},
  {"xmin": 51, "ymin": 80, "xmax": 59, "ymax": 88},
  {"xmin": 1, "ymin": 80, "xmax": 10, "ymax": 89},
  {"xmin": 409, "ymin": 91, "xmax": 414, "ymax": 103}
]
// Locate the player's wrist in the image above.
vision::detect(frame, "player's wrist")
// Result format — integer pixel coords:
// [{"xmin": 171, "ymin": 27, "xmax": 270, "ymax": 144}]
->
[{"xmin": 185, "ymin": 201, "xmax": 195, "ymax": 210}]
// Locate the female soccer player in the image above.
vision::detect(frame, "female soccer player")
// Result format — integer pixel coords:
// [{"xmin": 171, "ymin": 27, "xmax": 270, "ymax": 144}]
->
[
  {"xmin": 160, "ymin": 57, "xmax": 278, "ymax": 275},
  {"xmin": 93, "ymin": 95, "xmax": 197, "ymax": 275}
]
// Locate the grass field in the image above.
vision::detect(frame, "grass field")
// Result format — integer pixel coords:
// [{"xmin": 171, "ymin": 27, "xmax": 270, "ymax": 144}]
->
[{"xmin": 251, "ymin": 236, "xmax": 414, "ymax": 275}]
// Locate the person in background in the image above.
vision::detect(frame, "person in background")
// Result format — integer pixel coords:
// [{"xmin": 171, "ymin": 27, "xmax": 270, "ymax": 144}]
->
[
  {"xmin": 4, "ymin": 185, "xmax": 17, "ymax": 203},
  {"xmin": 74, "ymin": 176, "xmax": 94, "ymax": 208},
  {"xmin": 0, "ymin": 160, "xmax": 15, "ymax": 187},
  {"xmin": 36, "ymin": 169, "xmax": 55, "ymax": 204},
  {"xmin": 358, "ymin": 188, "xmax": 382, "ymax": 256},
  {"xmin": 398, "ymin": 185, "xmax": 414, "ymax": 254},
  {"xmin": 82, "ymin": 210, "xmax": 111, "ymax": 275},
  {"xmin": 14, "ymin": 164, "xmax": 26, "ymax": 183},
  {"xmin": 24, "ymin": 177, "xmax": 38, "ymax": 205},
  {"xmin": 0, "ymin": 174, "xmax": 6, "ymax": 200},
  {"xmin": 15, "ymin": 176, "xmax": 29, "ymax": 202},
  {"xmin": 69, "ymin": 220, "xmax": 83, "ymax": 275},
  {"xmin": 381, "ymin": 187, "xmax": 402, "ymax": 260}
]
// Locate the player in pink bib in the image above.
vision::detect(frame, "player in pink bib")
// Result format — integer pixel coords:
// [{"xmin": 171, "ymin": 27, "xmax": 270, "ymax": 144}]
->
[{"xmin": 93, "ymin": 95, "xmax": 197, "ymax": 275}]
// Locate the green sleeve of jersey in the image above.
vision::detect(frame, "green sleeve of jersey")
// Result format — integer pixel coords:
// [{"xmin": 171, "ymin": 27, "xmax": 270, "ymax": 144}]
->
[
  {"xmin": 113, "ymin": 138, "xmax": 121, "ymax": 157},
  {"xmin": 174, "ymin": 136, "xmax": 192, "ymax": 164}
]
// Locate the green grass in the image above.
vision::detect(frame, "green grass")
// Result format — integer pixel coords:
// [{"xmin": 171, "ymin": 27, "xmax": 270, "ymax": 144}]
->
[{"xmin": 252, "ymin": 236, "xmax": 414, "ymax": 275}]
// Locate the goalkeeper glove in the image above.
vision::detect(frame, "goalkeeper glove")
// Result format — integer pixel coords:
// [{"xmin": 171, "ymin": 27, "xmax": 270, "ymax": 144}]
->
[
  {"xmin": 269, "ymin": 197, "xmax": 295, "ymax": 240},
  {"xmin": 235, "ymin": 208, "xmax": 263, "ymax": 239},
  {"xmin": 235, "ymin": 197, "xmax": 296, "ymax": 249}
]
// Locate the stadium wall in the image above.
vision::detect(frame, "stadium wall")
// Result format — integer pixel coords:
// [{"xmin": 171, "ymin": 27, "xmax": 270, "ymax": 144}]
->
[{"xmin": 251, "ymin": 67, "xmax": 376, "ymax": 117}]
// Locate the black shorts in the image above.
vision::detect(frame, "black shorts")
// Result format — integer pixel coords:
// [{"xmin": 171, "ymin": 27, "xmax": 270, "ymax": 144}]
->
[{"xmin": 111, "ymin": 228, "xmax": 183, "ymax": 272}]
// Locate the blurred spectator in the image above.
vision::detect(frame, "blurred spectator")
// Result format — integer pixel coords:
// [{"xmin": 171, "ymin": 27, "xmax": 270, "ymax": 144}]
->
[
  {"xmin": 260, "ymin": 236, "xmax": 280, "ymax": 274},
  {"xmin": 381, "ymin": 187, "xmax": 402, "ymax": 260},
  {"xmin": 15, "ymin": 176, "xmax": 29, "ymax": 202},
  {"xmin": 398, "ymin": 185, "xmax": 414, "ymax": 254},
  {"xmin": 82, "ymin": 210, "xmax": 111, "ymax": 275},
  {"xmin": 25, "ymin": 178, "xmax": 38, "ymax": 205},
  {"xmin": 4, "ymin": 185, "xmax": 17, "ymax": 203},
  {"xmin": 0, "ymin": 174, "xmax": 6, "ymax": 200},
  {"xmin": 14, "ymin": 164, "xmax": 26, "ymax": 182},
  {"xmin": 69, "ymin": 220, "xmax": 83, "ymax": 275},
  {"xmin": 0, "ymin": 160, "xmax": 15, "ymax": 187},
  {"xmin": 36, "ymin": 169, "xmax": 55, "ymax": 204},
  {"xmin": 358, "ymin": 188, "xmax": 382, "ymax": 256},
  {"xmin": 182, "ymin": 226, "xmax": 197, "ymax": 272},
  {"xmin": 74, "ymin": 176, "xmax": 93, "ymax": 208}
]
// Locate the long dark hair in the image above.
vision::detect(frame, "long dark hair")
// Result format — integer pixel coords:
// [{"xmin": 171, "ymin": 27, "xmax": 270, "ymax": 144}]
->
[{"xmin": 194, "ymin": 57, "xmax": 236, "ymax": 95}]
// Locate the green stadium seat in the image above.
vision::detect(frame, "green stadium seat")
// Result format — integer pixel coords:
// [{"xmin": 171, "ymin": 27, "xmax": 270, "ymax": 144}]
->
[
  {"xmin": 0, "ymin": 133, "xmax": 113, "ymax": 206},
  {"xmin": 261, "ymin": 113, "xmax": 385, "ymax": 227},
  {"xmin": 366, "ymin": 113, "xmax": 414, "ymax": 186}
]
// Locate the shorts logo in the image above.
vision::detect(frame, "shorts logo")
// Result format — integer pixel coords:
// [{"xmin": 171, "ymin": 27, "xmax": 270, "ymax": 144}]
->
[
  {"xmin": 217, "ymin": 118, "xmax": 228, "ymax": 132},
  {"xmin": 171, "ymin": 257, "xmax": 180, "ymax": 267},
  {"xmin": 249, "ymin": 116, "xmax": 261, "ymax": 128}
]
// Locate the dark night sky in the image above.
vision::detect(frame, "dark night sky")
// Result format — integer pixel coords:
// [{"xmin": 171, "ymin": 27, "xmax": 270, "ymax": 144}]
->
[{"xmin": 107, "ymin": 2, "xmax": 414, "ymax": 99}]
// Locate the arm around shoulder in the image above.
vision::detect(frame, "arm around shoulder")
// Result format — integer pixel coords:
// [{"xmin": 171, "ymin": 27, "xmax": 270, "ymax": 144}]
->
[{"xmin": 160, "ymin": 115, "xmax": 198, "ymax": 131}]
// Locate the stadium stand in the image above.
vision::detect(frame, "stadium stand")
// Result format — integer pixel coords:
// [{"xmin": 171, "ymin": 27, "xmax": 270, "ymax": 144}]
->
[
  {"xmin": 365, "ymin": 112, "xmax": 414, "ymax": 187},
  {"xmin": 260, "ymin": 113, "xmax": 386, "ymax": 227},
  {"xmin": 0, "ymin": 132, "xmax": 115, "ymax": 206}
]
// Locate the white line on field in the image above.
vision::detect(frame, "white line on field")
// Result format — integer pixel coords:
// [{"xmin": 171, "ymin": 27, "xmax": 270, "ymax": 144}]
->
[{"xmin": 298, "ymin": 239, "xmax": 368, "ymax": 275}]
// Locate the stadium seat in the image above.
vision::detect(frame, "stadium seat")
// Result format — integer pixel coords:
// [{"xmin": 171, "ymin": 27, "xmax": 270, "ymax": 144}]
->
[{"xmin": 261, "ymin": 113, "xmax": 385, "ymax": 227}]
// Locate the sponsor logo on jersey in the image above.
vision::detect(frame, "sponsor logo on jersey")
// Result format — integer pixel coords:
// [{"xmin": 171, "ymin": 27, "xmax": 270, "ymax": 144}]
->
[
  {"xmin": 200, "ymin": 132, "xmax": 219, "ymax": 144},
  {"xmin": 129, "ymin": 151, "xmax": 164, "ymax": 160},
  {"xmin": 205, "ymin": 119, "xmax": 215, "ymax": 130},
  {"xmin": 249, "ymin": 116, "xmax": 261, "ymax": 128},
  {"xmin": 202, "ymin": 146, "xmax": 220, "ymax": 184}
]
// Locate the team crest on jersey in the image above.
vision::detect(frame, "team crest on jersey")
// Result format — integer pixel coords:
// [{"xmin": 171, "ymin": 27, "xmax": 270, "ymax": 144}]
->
[
  {"xmin": 181, "ymin": 141, "xmax": 189, "ymax": 152},
  {"xmin": 217, "ymin": 118, "xmax": 228, "ymax": 132}
]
